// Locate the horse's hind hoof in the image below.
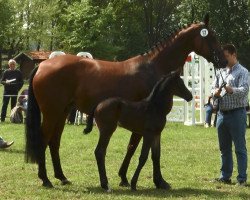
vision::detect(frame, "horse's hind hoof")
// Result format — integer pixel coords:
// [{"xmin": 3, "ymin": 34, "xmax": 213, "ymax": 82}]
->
[
  {"xmin": 42, "ymin": 181, "xmax": 53, "ymax": 188},
  {"xmin": 101, "ymin": 184, "xmax": 112, "ymax": 193},
  {"xmin": 155, "ymin": 180, "xmax": 171, "ymax": 190},
  {"xmin": 83, "ymin": 128, "xmax": 91, "ymax": 134},
  {"xmin": 106, "ymin": 188, "xmax": 112, "ymax": 193},
  {"xmin": 119, "ymin": 180, "xmax": 130, "ymax": 187},
  {"xmin": 131, "ymin": 185, "xmax": 137, "ymax": 191},
  {"xmin": 61, "ymin": 179, "xmax": 71, "ymax": 185},
  {"xmin": 130, "ymin": 182, "xmax": 137, "ymax": 191}
]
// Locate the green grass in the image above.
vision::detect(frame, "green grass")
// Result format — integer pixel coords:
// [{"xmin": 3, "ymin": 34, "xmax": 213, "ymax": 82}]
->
[
  {"xmin": 0, "ymin": 84, "xmax": 249, "ymax": 199},
  {"xmin": 0, "ymin": 122, "xmax": 249, "ymax": 200}
]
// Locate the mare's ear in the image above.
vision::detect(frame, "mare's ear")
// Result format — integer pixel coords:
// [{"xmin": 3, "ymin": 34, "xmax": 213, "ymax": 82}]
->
[{"xmin": 204, "ymin": 13, "xmax": 209, "ymax": 27}]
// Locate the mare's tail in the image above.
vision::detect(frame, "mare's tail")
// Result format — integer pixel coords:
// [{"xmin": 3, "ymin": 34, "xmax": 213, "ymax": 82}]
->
[
  {"xmin": 83, "ymin": 111, "xmax": 95, "ymax": 134},
  {"xmin": 25, "ymin": 67, "xmax": 43, "ymax": 163}
]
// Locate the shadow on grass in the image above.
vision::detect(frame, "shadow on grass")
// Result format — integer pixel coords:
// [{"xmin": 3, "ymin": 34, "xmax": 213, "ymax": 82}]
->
[
  {"xmin": 55, "ymin": 185, "xmax": 240, "ymax": 199},
  {"xmin": 0, "ymin": 148, "xmax": 24, "ymax": 154}
]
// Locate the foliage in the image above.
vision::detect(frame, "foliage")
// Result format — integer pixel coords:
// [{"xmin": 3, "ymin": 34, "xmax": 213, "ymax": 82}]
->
[{"xmin": 0, "ymin": 0, "xmax": 249, "ymax": 66}]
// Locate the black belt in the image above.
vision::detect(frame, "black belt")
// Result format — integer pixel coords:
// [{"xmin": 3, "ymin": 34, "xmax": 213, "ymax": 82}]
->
[{"xmin": 219, "ymin": 107, "xmax": 245, "ymax": 115}]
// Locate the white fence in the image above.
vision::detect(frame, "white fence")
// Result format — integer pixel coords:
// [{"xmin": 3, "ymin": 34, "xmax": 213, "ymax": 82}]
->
[{"xmin": 168, "ymin": 54, "xmax": 216, "ymax": 125}]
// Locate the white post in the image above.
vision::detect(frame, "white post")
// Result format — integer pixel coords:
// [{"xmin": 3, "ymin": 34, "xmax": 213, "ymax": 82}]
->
[{"xmin": 191, "ymin": 57, "xmax": 196, "ymax": 125}]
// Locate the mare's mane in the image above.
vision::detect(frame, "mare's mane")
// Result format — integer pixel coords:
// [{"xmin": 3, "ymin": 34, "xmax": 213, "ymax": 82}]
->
[{"xmin": 141, "ymin": 23, "xmax": 198, "ymax": 57}]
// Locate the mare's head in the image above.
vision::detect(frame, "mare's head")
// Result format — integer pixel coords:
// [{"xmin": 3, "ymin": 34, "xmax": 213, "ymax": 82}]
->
[{"xmin": 191, "ymin": 14, "xmax": 227, "ymax": 68}]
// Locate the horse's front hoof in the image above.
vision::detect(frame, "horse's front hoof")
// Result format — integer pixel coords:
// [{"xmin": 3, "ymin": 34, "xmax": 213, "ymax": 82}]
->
[
  {"xmin": 42, "ymin": 181, "xmax": 53, "ymax": 188},
  {"xmin": 155, "ymin": 179, "xmax": 171, "ymax": 190},
  {"xmin": 119, "ymin": 180, "xmax": 130, "ymax": 187},
  {"xmin": 61, "ymin": 179, "xmax": 72, "ymax": 185}
]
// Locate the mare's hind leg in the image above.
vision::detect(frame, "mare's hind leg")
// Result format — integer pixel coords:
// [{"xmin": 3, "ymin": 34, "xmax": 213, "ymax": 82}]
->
[
  {"xmin": 131, "ymin": 135, "xmax": 153, "ymax": 191},
  {"xmin": 95, "ymin": 129, "xmax": 114, "ymax": 192},
  {"xmin": 49, "ymin": 113, "xmax": 71, "ymax": 185},
  {"xmin": 38, "ymin": 145, "xmax": 53, "ymax": 187},
  {"xmin": 151, "ymin": 135, "xmax": 171, "ymax": 190},
  {"xmin": 38, "ymin": 118, "xmax": 54, "ymax": 187},
  {"xmin": 118, "ymin": 133, "xmax": 142, "ymax": 187}
]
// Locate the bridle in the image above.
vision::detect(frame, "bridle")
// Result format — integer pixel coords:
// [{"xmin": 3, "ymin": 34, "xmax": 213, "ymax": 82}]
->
[{"xmin": 201, "ymin": 28, "xmax": 227, "ymax": 94}]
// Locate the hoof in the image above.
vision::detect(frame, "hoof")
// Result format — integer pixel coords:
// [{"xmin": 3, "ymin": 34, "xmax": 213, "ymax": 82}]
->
[
  {"xmin": 131, "ymin": 185, "xmax": 137, "ymax": 191},
  {"xmin": 83, "ymin": 127, "xmax": 91, "ymax": 134},
  {"xmin": 155, "ymin": 179, "xmax": 171, "ymax": 190},
  {"xmin": 42, "ymin": 181, "xmax": 53, "ymax": 188},
  {"xmin": 119, "ymin": 180, "xmax": 130, "ymax": 187},
  {"xmin": 106, "ymin": 188, "xmax": 112, "ymax": 193},
  {"xmin": 130, "ymin": 181, "xmax": 137, "ymax": 191},
  {"xmin": 101, "ymin": 184, "xmax": 112, "ymax": 193},
  {"xmin": 61, "ymin": 179, "xmax": 72, "ymax": 185}
]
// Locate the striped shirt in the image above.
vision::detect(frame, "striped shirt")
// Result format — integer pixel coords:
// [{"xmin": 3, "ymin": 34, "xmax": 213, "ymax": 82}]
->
[{"xmin": 211, "ymin": 62, "xmax": 249, "ymax": 111}]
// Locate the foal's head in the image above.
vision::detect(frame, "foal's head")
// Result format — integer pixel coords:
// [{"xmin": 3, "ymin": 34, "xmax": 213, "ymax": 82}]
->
[
  {"xmin": 148, "ymin": 71, "xmax": 193, "ymax": 103},
  {"xmin": 168, "ymin": 72, "xmax": 193, "ymax": 102},
  {"xmin": 191, "ymin": 14, "xmax": 227, "ymax": 68}
]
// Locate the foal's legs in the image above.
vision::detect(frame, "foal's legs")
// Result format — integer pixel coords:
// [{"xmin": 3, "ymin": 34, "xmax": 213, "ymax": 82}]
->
[
  {"xmin": 131, "ymin": 136, "xmax": 153, "ymax": 190},
  {"xmin": 118, "ymin": 133, "xmax": 142, "ymax": 187},
  {"xmin": 49, "ymin": 113, "xmax": 71, "ymax": 185},
  {"xmin": 95, "ymin": 129, "xmax": 114, "ymax": 191},
  {"xmin": 151, "ymin": 135, "xmax": 171, "ymax": 189}
]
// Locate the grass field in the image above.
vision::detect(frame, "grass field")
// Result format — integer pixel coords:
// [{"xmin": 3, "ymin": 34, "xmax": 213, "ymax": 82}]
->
[{"xmin": 0, "ymin": 121, "xmax": 249, "ymax": 200}]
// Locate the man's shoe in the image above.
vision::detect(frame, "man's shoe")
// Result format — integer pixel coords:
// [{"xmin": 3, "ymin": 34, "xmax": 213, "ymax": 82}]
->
[
  {"xmin": 236, "ymin": 181, "xmax": 247, "ymax": 187},
  {"xmin": 0, "ymin": 141, "xmax": 14, "ymax": 149},
  {"xmin": 213, "ymin": 178, "xmax": 232, "ymax": 184}
]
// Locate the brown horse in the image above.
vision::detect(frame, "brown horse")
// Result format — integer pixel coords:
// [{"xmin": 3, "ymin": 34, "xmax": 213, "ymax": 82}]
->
[
  {"xmin": 25, "ymin": 14, "xmax": 227, "ymax": 188},
  {"xmin": 86, "ymin": 72, "xmax": 192, "ymax": 191}
]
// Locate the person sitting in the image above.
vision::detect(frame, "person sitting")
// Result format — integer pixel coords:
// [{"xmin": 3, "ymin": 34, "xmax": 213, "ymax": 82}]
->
[
  {"xmin": 0, "ymin": 136, "xmax": 14, "ymax": 149},
  {"xmin": 17, "ymin": 88, "xmax": 28, "ymax": 113},
  {"xmin": 204, "ymin": 95, "xmax": 218, "ymax": 128},
  {"xmin": 9, "ymin": 89, "xmax": 28, "ymax": 124}
]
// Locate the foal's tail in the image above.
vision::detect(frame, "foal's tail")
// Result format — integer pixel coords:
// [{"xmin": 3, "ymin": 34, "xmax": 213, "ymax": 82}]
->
[
  {"xmin": 83, "ymin": 111, "xmax": 95, "ymax": 134},
  {"xmin": 25, "ymin": 67, "xmax": 43, "ymax": 163}
]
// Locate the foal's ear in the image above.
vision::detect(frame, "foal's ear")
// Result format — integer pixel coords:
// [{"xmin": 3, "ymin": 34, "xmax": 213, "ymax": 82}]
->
[
  {"xmin": 203, "ymin": 13, "xmax": 210, "ymax": 26},
  {"xmin": 170, "ymin": 71, "xmax": 179, "ymax": 77}
]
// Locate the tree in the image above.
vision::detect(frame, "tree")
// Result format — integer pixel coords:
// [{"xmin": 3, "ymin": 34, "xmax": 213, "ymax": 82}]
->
[
  {"xmin": 208, "ymin": 0, "xmax": 250, "ymax": 68},
  {"xmin": 0, "ymin": 0, "xmax": 13, "ymax": 69},
  {"xmin": 59, "ymin": 0, "xmax": 122, "ymax": 59},
  {"xmin": 136, "ymin": 0, "xmax": 182, "ymax": 46}
]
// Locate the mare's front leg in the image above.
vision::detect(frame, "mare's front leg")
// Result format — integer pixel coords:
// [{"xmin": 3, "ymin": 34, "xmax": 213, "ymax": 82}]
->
[
  {"xmin": 151, "ymin": 134, "xmax": 171, "ymax": 190},
  {"xmin": 95, "ymin": 129, "xmax": 114, "ymax": 192},
  {"xmin": 131, "ymin": 135, "xmax": 152, "ymax": 191},
  {"xmin": 118, "ymin": 133, "xmax": 142, "ymax": 187}
]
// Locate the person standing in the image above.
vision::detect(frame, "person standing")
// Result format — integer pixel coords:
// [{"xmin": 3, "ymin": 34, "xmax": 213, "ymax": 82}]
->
[
  {"xmin": 212, "ymin": 44, "xmax": 248, "ymax": 186},
  {"xmin": 1, "ymin": 59, "xmax": 23, "ymax": 122}
]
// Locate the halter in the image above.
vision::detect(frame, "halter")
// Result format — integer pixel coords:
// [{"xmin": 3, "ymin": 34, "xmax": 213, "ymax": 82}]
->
[{"xmin": 199, "ymin": 27, "xmax": 228, "ymax": 101}]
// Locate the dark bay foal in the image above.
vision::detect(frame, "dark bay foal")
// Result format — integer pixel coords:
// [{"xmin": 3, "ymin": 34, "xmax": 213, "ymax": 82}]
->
[{"xmin": 86, "ymin": 71, "xmax": 192, "ymax": 191}]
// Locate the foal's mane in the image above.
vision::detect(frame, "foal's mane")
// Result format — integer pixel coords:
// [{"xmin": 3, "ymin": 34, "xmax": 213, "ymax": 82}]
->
[{"xmin": 145, "ymin": 73, "xmax": 175, "ymax": 101}]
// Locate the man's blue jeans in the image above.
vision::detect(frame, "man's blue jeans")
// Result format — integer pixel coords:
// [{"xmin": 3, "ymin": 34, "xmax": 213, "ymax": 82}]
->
[{"xmin": 216, "ymin": 108, "xmax": 248, "ymax": 182}]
